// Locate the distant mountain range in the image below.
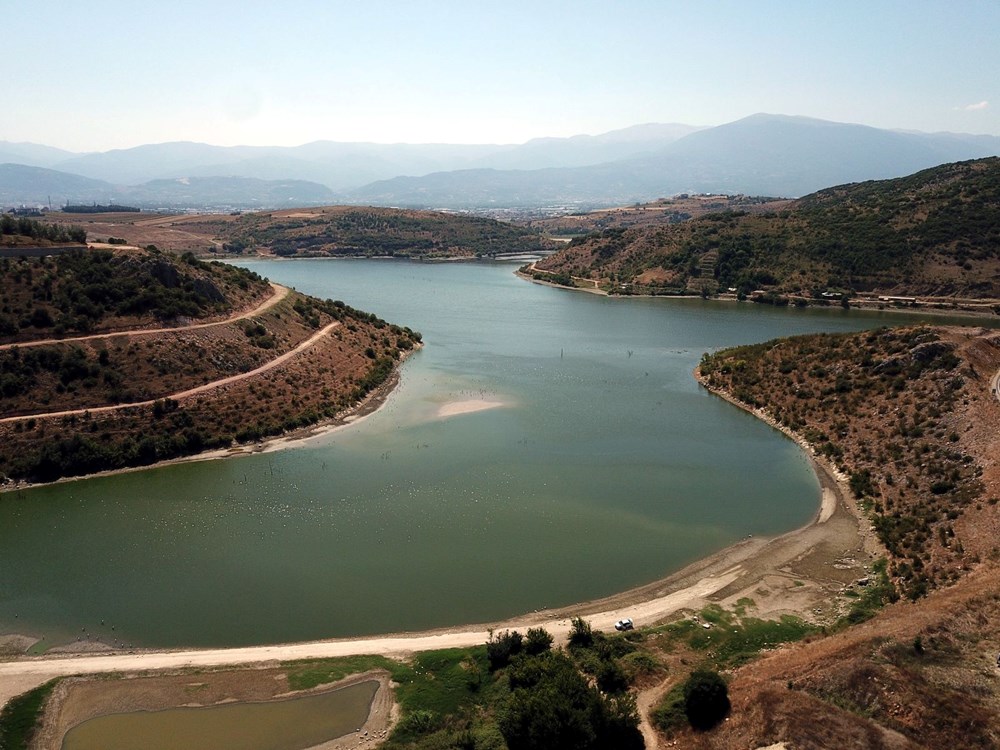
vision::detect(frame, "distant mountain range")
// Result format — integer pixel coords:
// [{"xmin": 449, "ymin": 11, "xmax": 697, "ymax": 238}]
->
[
  {"xmin": 2, "ymin": 115, "xmax": 999, "ymax": 210},
  {"xmin": 0, "ymin": 165, "xmax": 336, "ymax": 209}
]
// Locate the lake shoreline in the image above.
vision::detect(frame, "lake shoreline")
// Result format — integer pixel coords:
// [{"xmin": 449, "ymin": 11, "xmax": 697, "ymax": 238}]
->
[
  {"xmin": 0, "ymin": 260, "xmax": 898, "ymax": 709},
  {"xmin": 0, "ymin": 366, "xmax": 882, "ymax": 710},
  {"xmin": 0, "ymin": 347, "xmax": 418, "ymax": 497},
  {"xmin": 514, "ymin": 269, "xmax": 1000, "ymax": 319}
]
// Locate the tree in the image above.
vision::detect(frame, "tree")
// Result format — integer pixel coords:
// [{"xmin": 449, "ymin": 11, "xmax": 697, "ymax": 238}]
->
[
  {"xmin": 568, "ymin": 617, "xmax": 594, "ymax": 648},
  {"xmin": 596, "ymin": 659, "xmax": 629, "ymax": 694},
  {"xmin": 498, "ymin": 651, "xmax": 642, "ymax": 750},
  {"xmin": 524, "ymin": 627, "xmax": 553, "ymax": 656},
  {"xmin": 683, "ymin": 669, "xmax": 730, "ymax": 730},
  {"xmin": 486, "ymin": 629, "xmax": 524, "ymax": 671}
]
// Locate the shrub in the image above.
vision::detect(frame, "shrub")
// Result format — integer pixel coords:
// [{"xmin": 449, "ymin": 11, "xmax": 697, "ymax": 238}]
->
[
  {"xmin": 524, "ymin": 627, "xmax": 553, "ymax": 656},
  {"xmin": 568, "ymin": 617, "xmax": 594, "ymax": 648},
  {"xmin": 683, "ymin": 670, "xmax": 730, "ymax": 730},
  {"xmin": 486, "ymin": 630, "xmax": 524, "ymax": 671}
]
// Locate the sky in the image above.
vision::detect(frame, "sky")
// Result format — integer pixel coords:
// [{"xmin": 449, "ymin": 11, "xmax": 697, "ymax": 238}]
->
[{"xmin": 4, "ymin": 0, "xmax": 1000, "ymax": 152}]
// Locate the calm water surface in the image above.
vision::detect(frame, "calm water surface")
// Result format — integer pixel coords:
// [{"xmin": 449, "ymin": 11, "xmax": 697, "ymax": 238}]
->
[
  {"xmin": 0, "ymin": 261, "xmax": 985, "ymax": 649},
  {"xmin": 62, "ymin": 681, "xmax": 378, "ymax": 750}
]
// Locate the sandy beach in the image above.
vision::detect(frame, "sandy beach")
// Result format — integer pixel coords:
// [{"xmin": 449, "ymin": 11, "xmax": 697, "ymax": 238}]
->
[{"xmin": 435, "ymin": 398, "xmax": 507, "ymax": 418}]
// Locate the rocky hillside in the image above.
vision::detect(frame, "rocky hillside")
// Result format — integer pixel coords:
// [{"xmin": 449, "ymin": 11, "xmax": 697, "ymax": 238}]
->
[
  {"xmin": 665, "ymin": 325, "xmax": 1000, "ymax": 749},
  {"xmin": 0, "ymin": 248, "xmax": 420, "ymax": 484},
  {"xmin": 699, "ymin": 326, "xmax": 1000, "ymax": 600},
  {"xmin": 534, "ymin": 158, "xmax": 1000, "ymax": 299}
]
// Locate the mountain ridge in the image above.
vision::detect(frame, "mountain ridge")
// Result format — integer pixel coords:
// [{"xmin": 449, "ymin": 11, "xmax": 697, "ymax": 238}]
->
[{"xmin": 4, "ymin": 116, "xmax": 1000, "ymax": 209}]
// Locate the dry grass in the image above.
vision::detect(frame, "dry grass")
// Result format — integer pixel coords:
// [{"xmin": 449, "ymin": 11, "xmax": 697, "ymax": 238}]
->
[{"xmin": 659, "ymin": 326, "xmax": 1000, "ymax": 749}]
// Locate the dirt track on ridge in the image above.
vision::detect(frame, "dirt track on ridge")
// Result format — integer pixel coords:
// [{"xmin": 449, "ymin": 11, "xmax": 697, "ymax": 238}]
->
[{"xmin": 0, "ymin": 282, "xmax": 287, "ymax": 352}]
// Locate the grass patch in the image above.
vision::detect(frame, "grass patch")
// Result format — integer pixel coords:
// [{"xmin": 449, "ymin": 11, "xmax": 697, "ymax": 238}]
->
[
  {"xmin": 697, "ymin": 615, "xmax": 816, "ymax": 668},
  {"xmin": 650, "ymin": 682, "xmax": 687, "ymax": 734},
  {"xmin": 0, "ymin": 679, "xmax": 59, "ymax": 750},
  {"xmin": 284, "ymin": 654, "xmax": 401, "ymax": 690},
  {"xmin": 650, "ymin": 609, "xmax": 817, "ymax": 670},
  {"xmin": 284, "ymin": 648, "xmax": 498, "ymax": 748},
  {"xmin": 836, "ymin": 559, "xmax": 898, "ymax": 628}
]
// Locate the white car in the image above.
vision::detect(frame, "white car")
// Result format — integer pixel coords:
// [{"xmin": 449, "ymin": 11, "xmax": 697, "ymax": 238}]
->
[{"xmin": 614, "ymin": 618, "xmax": 634, "ymax": 631}]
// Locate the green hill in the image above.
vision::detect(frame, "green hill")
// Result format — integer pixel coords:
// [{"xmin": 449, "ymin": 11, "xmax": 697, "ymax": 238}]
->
[
  {"xmin": 217, "ymin": 205, "xmax": 553, "ymax": 258},
  {"xmin": 0, "ymin": 247, "xmax": 271, "ymax": 342},
  {"xmin": 534, "ymin": 158, "xmax": 1000, "ymax": 299}
]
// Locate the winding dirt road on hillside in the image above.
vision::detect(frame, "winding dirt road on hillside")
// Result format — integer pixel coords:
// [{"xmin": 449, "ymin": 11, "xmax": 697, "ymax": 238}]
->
[
  {"xmin": 0, "ymin": 318, "xmax": 339, "ymax": 424},
  {"xmin": 0, "ymin": 282, "xmax": 288, "ymax": 352}
]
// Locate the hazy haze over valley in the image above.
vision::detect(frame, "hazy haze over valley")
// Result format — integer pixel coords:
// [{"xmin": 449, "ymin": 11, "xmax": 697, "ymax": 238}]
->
[{"xmin": 3, "ymin": 2, "xmax": 1000, "ymax": 210}]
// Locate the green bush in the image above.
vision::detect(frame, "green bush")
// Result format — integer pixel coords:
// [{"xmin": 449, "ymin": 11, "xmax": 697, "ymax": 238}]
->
[
  {"xmin": 567, "ymin": 617, "xmax": 594, "ymax": 648},
  {"xmin": 683, "ymin": 670, "xmax": 730, "ymax": 730}
]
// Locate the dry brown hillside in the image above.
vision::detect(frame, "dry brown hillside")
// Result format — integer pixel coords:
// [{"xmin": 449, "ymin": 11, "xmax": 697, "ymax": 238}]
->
[
  {"xmin": 0, "ymin": 248, "xmax": 421, "ymax": 485},
  {"xmin": 664, "ymin": 326, "xmax": 1000, "ymax": 749}
]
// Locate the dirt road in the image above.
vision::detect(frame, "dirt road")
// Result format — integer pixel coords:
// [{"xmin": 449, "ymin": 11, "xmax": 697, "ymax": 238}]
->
[
  {"xmin": 0, "ymin": 567, "xmax": 741, "ymax": 707},
  {"xmin": 0, "ymin": 282, "xmax": 287, "ymax": 352},
  {"xmin": 0, "ymin": 318, "xmax": 339, "ymax": 425}
]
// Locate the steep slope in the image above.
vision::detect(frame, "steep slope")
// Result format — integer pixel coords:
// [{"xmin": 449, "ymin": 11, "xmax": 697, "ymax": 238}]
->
[
  {"xmin": 0, "ymin": 142, "xmax": 79, "ymax": 169},
  {"xmin": 0, "ymin": 248, "xmax": 271, "ymax": 342},
  {"xmin": 0, "ymin": 164, "xmax": 118, "ymax": 205},
  {"xmin": 633, "ymin": 113, "xmax": 1000, "ymax": 197},
  {"xmin": 0, "ymin": 164, "xmax": 336, "ymax": 209},
  {"xmin": 43, "ymin": 124, "xmax": 703, "ymax": 191},
  {"xmin": 130, "ymin": 176, "xmax": 335, "ymax": 208},
  {"xmin": 700, "ymin": 326, "xmax": 1000, "ymax": 598},
  {"xmin": 534, "ymin": 158, "xmax": 1000, "ymax": 299},
  {"xmin": 668, "ymin": 326, "xmax": 1000, "ymax": 749}
]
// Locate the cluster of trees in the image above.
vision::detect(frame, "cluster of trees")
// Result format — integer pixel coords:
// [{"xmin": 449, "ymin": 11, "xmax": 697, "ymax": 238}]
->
[
  {"xmin": 0, "ymin": 250, "xmax": 259, "ymax": 339},
  {"xmin": 13, "ymin": 428, "xmax": 220, "ymax": 483},
  {"xmin": 486, "ymin": 621, "xmax": 643, "ymax": 750},
  {"xmin": 0, "ymin": 214, "xmax": 86, "ymax": 244},
  {"xmin": 0, "ymin": 345, "xmax": 106, "ymax": 398},
  {"xmin": 379, "ymin": 618, "xmax": 735, "ymax": 749}
]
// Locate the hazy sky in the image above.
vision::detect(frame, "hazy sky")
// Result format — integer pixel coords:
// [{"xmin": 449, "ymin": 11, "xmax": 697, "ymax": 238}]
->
[{"xmin": 5, "ymin": 0, "xmax": 999, "ymax": 151}]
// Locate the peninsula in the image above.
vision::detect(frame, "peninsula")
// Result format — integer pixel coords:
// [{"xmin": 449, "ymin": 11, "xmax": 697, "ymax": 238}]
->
[{"xmin": 0, "ymin": 242, "xmax": 420, "ymax": 486}]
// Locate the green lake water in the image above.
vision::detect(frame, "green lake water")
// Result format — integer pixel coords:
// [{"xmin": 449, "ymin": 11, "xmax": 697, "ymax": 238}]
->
[
  {"xmin": 61, "ymin": 680, "xmax": 378, "ymax": 750},
  {"xmin": 0, "ymin": 260, "xmax": 989, "ymax": 649}
]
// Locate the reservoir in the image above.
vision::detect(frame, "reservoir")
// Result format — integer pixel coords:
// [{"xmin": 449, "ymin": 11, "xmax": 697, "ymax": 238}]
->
[
  {"xmin": 0, "ymin": 260, "xmax": 985, "ymax": 649},
  {"xmin": 61, "ymin": 680, "xmax": 379, "ymax": 750}
]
